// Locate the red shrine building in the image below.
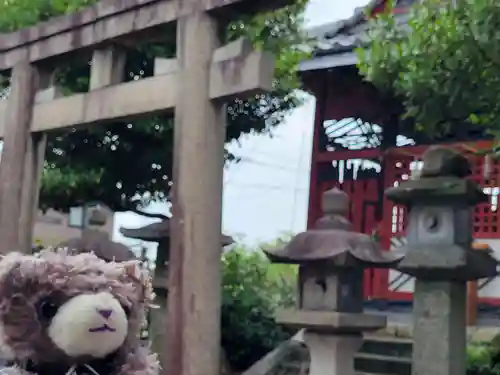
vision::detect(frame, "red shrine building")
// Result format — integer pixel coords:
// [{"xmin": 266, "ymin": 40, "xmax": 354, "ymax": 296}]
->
[{"xmin": 300, "ymin": 0, "xmax": 500, "ymax": 306}]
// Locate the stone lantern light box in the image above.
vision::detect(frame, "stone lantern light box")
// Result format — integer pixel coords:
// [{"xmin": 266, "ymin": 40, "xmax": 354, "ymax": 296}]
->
[{"xmin": 264, "ymin": 187, "xmax": 403, "ymax": 332}]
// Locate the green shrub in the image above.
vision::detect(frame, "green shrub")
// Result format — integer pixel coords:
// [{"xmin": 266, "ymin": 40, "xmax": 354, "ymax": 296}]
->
[
  {"xmin": 221, "ymin": 242, "xmax": 297, "ymax": 371},
  {"xmin": 467, "ymin": 342, "xmax": 500, "ymax": 375}
]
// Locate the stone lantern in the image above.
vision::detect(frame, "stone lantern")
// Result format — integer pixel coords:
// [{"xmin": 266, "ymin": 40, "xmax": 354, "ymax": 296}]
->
[
  {"xmin": 264, "ymin": 187, "xmax": 402, "ymax": 375},
  {"xmin": 119, "ymin": 219, "xmax": 233, "ymax": 372},
  {"xmin": 385, "ymin": 146, "xmax": 499, "ymax": 375}
]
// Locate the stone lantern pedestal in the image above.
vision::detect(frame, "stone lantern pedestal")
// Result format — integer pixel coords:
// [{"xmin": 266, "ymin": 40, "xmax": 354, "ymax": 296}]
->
[
  {"xmin": 264, "ymin": 188, "xmax": 402, "ymax": 375},
  {"xmin": 385, "ymin": 147, "xmax": 500, "ymax": 375}
]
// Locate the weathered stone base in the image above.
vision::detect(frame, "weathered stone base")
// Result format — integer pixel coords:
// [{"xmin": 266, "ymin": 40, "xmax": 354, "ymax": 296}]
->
[
  {"xmin": 411, "ymin": 280, "xmax": 467, "ymax": 375},
  {"xmin": 149, "ymin": 292, "xmax": 168, "ymax": 371},
  {"xmin": 303, "ymin": 331, "xmax": 362, "ymax": 375}
]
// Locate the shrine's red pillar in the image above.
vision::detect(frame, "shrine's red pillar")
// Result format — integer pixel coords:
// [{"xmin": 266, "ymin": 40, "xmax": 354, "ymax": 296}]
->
[{"xmin": 306, "ymin": 70, "xmax": 329, "ymax": 229}]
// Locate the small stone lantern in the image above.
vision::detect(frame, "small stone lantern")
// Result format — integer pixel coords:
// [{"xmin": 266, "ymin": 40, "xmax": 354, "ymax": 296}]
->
[
  {"xmin": 119, "ymin": 219, "xmax": 233, "ymax": 373},
  {"xmin": 385, "ymin": 146, "xmax": 499, "ymax": 375},
  {"xmin": 264, "ymin": 187, "xmax": 402, "ymax": 375}
]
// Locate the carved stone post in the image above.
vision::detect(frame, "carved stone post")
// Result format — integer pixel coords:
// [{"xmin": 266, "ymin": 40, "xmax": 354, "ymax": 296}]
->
[
  {"xmin": 0, "ymin": 60, "xmax": 38, "ymax": 254},
  {"xmin": 150, "ymin": 238, "xmax": 169, "ymax": 370},
  {"xmin": 19, "ymin": 71, "xmax": 62, "ymax": 252},
  {"xmin": 264, "ymin": 188, "xmax": 401, "ymax": 375},
  {"xmin": 385, "ymin": 147, "xmax": 499, "ymax": 375}
]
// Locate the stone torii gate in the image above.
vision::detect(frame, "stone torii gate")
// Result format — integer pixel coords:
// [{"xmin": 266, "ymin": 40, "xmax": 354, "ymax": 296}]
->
[{"xmin": 0, "ymin": 1, "xmax": 294, "ymax": 375}]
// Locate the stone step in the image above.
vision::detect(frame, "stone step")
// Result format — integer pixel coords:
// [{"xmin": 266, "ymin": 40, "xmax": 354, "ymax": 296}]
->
[
  {"xmin": 360, "ymin": 336, "xmax": 413, "ymax": 359},
  {"xmin": 354, "ymin": 353, "xmax": 411, "ymax": 375},
  {"xmin": 243, "ymin": 328, "xmax": 493, "ymax": 375},
  {"xmin": 372, "ymin": 322, "xmax": 500, "ymax": 343}
]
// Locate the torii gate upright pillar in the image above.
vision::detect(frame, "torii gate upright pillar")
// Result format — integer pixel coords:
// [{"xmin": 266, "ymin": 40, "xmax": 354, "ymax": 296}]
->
[
  {"xmin": 168, "ymin": 10, "xmax": 224, "ymax": 375},
  {"xmin": 168, "ymin": 2, "xmax": 294, "ymax": 375}
]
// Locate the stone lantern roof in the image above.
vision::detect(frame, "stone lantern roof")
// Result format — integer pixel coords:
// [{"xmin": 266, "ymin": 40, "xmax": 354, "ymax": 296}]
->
[
  {"xmin": 119, "ymin": 219, "xmax": 234, "ymax": 246},
  {"xmin": 264, "ymin": 230, "xmax": 401, "ymax": 266},
  {"xmin": 264, "ymin": 187, "xmax": 402, "ymax": 267}
]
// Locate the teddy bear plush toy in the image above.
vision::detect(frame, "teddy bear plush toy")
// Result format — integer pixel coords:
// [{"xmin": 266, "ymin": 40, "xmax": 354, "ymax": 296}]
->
[{"xmin": 0, "ymin": 249, "xmax": 159, "ymax": 375}]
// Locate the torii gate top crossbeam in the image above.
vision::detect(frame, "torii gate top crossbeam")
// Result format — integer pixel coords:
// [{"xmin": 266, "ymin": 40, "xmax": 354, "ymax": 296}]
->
[{"xmin": 0, "ymin": 0, "xmax": 291, "ymax": 72}]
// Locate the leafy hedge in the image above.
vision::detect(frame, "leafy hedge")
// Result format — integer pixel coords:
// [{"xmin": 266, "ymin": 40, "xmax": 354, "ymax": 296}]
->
[
  {"xmin": 468, "ymin": 341, "xmax": 500, "ymax": 375},
  {"xmin": 221, "ymin": 243, "xmax": 297, "ymax": 371}
]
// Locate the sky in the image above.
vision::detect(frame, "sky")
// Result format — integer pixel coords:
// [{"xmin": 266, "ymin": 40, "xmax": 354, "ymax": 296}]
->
[{"xmin": 113, "ymin": 0, "xmax": 371, "ymax": 255}]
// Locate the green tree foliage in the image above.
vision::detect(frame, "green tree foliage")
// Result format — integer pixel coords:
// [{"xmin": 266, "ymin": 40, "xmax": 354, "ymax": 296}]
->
[
  {"xmin": 0, "ymin": 0, "xmax": 310, "ymax": 213},
  {"xmin": 356, "ymin": 0, "xmax": 500, "ymax": 142},
  {"xmin": 221, "ymin": 243, "xmax": 297, "ymax": 371}
]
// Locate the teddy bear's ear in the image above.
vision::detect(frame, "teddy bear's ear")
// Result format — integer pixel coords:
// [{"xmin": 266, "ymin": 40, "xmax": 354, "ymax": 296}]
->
[
  {"xmin": 0, "ymin": 252, "xmax": 23, "ymax": 283},
  {"xmin": 122, "ymin": 260, "xmax": 152, "ymax": 286},
  {"xmin": 121, "ymin": 261, "xmax": 155, "ymax": 304},
  {"xmin": 122, "ymin": 261, "xmax": 143, "ymax": 281}
]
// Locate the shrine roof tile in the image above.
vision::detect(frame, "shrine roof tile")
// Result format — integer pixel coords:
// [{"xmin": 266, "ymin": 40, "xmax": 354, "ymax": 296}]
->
[{"xmin": 300, "ymin": 0, "xmax": 415, "ymax": 72}]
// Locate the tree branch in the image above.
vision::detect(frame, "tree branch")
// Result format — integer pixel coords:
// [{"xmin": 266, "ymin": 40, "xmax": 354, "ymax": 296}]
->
[{"xmin": 129, "ymin": 208, "xmax": 169, "ymax": 220}]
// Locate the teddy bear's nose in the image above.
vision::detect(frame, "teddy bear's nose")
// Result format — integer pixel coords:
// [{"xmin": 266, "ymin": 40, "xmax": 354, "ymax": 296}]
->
[{"xmin": 97, "ymin": 309, "xmax": 113, "ymax": 319}]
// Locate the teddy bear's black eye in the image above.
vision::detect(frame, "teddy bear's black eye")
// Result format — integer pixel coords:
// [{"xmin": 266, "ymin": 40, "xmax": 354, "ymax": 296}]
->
[{"xmin": 36, "ymin": 297, "xmax": 60, "ymax": 320}]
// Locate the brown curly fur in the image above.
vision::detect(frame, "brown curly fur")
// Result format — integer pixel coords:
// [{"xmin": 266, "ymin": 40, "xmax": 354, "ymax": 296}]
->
[{"xmin": 0, "ymin": 250, "xmax": 159, "ymax": 375}]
